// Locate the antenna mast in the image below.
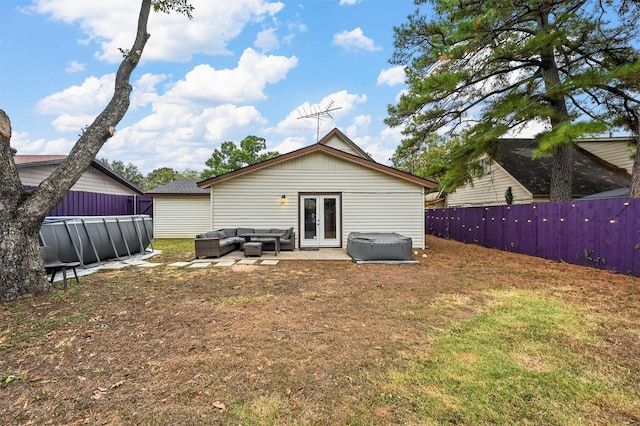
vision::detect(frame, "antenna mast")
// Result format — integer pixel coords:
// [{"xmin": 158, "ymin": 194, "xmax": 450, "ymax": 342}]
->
[{"xmin": 296, "ymin": 100, "xmax": 342, "ymax": 142}]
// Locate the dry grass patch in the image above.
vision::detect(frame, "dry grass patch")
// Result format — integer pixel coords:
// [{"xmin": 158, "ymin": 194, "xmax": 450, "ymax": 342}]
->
[{"xmin": 1, "ymin": 236, "xmax": 639, "ymax": 425}]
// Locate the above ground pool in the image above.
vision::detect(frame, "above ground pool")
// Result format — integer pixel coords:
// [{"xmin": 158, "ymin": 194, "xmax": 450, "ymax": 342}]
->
[
  {"xmin": 346, "ymin": 232, "xmax": 416, "ymax": 263},
  {"xmin": 39, "ymin": 215, "xmax": 154, "ymax": 267}
]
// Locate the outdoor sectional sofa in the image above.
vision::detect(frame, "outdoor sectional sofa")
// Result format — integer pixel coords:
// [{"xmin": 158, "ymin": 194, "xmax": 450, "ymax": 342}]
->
[{"xmin": 194, "ymin": 227, "xmax": 295, "ymax": 258}]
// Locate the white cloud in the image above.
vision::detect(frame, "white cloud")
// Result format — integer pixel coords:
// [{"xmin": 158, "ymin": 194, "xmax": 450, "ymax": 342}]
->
[
  {"xmin": 33, "ymin": 0, "xmax": 286, "ymax": 63},
  {"xmin": 65, "ymin": 60, "xmax": 85, "ymax": 73},
  {"xmin": 332, "ymin": 27, "xmax": 381, "ymax": 52},
  {"xmin": 269, "ymin": 90, "xmax": 367, "ymax": 136},
  {"xmin": 377, "ymin": 66, "xmax": 405, "ymax": 86},
  {"xmin": 272, "ymin": 136, "xmax": 307, "ymax": 153},
  {"xmin": 36, "ymin": 74, "xmax": 115, "ymax": 115},
  {"xmin": 353, "ymin": 127, "xmax": 403, "ymax": 164},
  {"xmin": 166, "ymin": 48, "xmax": 298, "ymax": 103},
  {"xmin": 11, "ymin": 130, "xmax": 75, "ymax": 155},
  {"xmin": 346, "ymin": 114, "xmax": 371, "ymax": 136},
  {"xmin": 339, "ymin": 0, "xmax": 362, "ymax": 4},
  {"xmin": 130, "ymin": 73, "xmax": 167, "ymax": 109},
  {"xmin": 51, "ymin": 114, "xmax": 97, "ymax": 133},
  {"xmin": 255, "ymin": 28, "xmax": 280, "ymax": 52}
]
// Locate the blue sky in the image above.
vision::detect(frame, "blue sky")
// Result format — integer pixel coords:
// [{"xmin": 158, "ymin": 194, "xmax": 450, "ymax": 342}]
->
[{"xmin": 0, "ymin": 0, "xmax": 419, "ymax": 174}]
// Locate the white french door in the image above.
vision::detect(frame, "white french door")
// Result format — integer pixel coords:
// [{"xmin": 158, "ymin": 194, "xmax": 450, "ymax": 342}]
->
[{"xmin": 299, "ymin": 194, "xmax": 341, "ymax": 248}]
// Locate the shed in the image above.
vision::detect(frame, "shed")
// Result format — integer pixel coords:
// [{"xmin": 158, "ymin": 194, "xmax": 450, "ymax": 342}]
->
[{"xmin": 146, "ymin": 180, "xmax": 210, "ymax": 238}]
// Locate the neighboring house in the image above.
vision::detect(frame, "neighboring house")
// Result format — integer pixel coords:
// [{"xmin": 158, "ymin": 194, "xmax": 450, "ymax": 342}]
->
[
  {"xmin": 425, "ymin": 191, "xmax": 446, "ymax": 209},
  {"xmin": 146, "ymin": 180, "xmax": 210, "ymax": 238},
  {"xmin": 577, "ymin": 136, "xmax": 635, "ymax": 174},
  {"xmin": 195, "ymin": 128, "xmax": 438, "ymax": 249},
  {"xmin": 15, "ymin": 155, "xmax": 149, "ymax": 216},
  {"xmin": 446, "ymin": 138, "xmax": 632, "ymax": 207}
]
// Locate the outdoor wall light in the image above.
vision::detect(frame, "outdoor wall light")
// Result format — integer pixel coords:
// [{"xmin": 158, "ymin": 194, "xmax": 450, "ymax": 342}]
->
[{"xmin": 279, "ymin": 194, "xmax": 287, "ymax": 206}]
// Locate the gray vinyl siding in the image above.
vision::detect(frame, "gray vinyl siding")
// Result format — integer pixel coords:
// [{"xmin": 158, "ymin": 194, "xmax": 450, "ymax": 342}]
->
[
  {"xmin": 446, "ymin": 161, "xmax": 532, "ymax": 207},
  {"xmin": 153, "ymin": 195, "xmax": 211, "ymax": 238},
  {"xmin": 18, "ymin": 165, "xmax": 136, "ymax": 195},
  {"xmin": 210, "ymin": 152, "xmax": 426, "ymax": 248}
]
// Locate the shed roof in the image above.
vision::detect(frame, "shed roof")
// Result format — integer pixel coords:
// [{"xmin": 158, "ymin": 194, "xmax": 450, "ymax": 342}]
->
[
  {"xmin": 493, "ymin": 139, "xmax": 631, "ymax": 197},
  {"xmin": 146, "ymin": 179, "xmax": 209, "ymax": 195}
]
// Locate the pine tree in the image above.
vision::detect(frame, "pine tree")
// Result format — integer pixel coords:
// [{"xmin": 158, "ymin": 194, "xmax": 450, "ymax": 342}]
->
[{"xmin": 386, "ymin": 0, "xmax": 640, "ymax": 200}]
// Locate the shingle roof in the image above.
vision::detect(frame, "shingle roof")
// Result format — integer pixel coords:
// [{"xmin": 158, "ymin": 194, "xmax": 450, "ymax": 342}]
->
[
  {"xmin": 493, "ymin": 139, "xmax": 631, "ymax": 197},
  {"xmin": 146, "ymin": 179, "xmax": 209, "ymax": 195}
]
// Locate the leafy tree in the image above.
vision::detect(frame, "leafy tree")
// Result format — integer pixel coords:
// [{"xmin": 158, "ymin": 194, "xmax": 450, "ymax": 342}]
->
[
  {"xmin": 201, "ymin": 135, "xmax": 279, "ymax": 179},
  {"xmin": 145, "ymin": 167, "xmax": 186, "ymax": 190},
  {"xmin": 392, "ymin": 133, "xmax": 456, "ymax": 182},
  {"xmin": 98, "ymin": 158, "xmax": 145, "ymax": 188},
  {"xmin": 386, "ymin": 0, "xmax": 640, "ymax": 201},
  {"xmin": 0, "ymin": 0, "xmax": 193, "ymax": 301}
]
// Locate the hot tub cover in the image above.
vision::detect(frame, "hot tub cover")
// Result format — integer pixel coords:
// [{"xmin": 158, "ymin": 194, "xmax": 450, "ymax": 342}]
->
[{"xmin": 347, "ymin": 232, "xmax": 415, "ymax": 263}]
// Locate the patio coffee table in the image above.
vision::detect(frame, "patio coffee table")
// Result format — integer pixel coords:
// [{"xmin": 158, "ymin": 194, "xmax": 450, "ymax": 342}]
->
[{"xmin": 239, "ymin": 232, "xmax": 285, "ymax": 256}]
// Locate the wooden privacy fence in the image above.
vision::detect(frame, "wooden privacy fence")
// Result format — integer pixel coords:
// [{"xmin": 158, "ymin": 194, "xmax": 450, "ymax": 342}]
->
[
  {"xmin": 48, "ymin": 191, "xmax": 153, "ymax": 217},
  {"xmin": 425, "ymin": 198, "xmax": 640, "ymax": 276}
]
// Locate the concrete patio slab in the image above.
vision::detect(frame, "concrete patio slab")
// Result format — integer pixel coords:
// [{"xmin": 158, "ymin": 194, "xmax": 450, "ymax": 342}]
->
[
  {"xmin": 99, "ymin": 263, "xmax": 129, "ymax": 270},
  {"xmin": 135, "ymin": 262, "xmax": 164, "ymax": 268},
  {"xmin": 167, "ymin": 262, "xmax": 192, "ymax": 267},
  {"xmin": 187, "ymin": 262, "xmax": 212, "ymax": 268}
]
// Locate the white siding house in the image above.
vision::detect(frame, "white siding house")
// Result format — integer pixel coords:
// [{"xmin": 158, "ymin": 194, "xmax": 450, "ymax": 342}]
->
[
  {"xmin": 446, "ymin": 158, "xmax": 534, "ymax": 207},
  {"xmin": 198, "ymin": 128, "xmax": 437, "ymax": 249}
]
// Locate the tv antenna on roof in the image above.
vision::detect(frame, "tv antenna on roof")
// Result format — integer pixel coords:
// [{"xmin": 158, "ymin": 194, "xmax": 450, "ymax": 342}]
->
[{"xmin": 296, "ymin": 100, "xmax": 342, "ymax": 142}]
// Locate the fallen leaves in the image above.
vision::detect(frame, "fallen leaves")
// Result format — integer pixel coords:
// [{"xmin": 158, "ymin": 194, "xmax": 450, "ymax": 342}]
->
[{"xmin": 91, "ymin": 380, "xmax": 125, "ymax": 400}]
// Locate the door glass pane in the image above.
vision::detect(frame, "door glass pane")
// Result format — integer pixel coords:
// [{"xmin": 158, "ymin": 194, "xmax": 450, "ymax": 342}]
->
[
  {"xmin": 304, "ymin": 198, "xmax": 317, "ymax": 239},
  {"xmin": 323, "ymin": 198, "xmax": 336, "ymax": 239}
]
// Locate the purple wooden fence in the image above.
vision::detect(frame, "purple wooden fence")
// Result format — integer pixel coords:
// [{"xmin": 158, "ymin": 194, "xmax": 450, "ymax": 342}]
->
[
  {"xmin": 425, "ymin": 198, "xmax": 640, "ymax": 276},
  {"xmin": 41, "ymin": 189, "xmax": 153, "ymax": 217}
]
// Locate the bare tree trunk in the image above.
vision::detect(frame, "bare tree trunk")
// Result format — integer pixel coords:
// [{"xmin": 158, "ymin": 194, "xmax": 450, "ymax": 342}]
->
[
  {"xmin": 630, "ymin": 133, "xmax": 640, "ymax": 198},
  {"xmin": 0, "ymin": 111, "xmax": 50, "ymax": 300},
  {"xmin": 0, "ymin": 0, "xmax": 152, "ymax": 301},
  {"xmin": 550, "ymin": 143, "xmax": 574, "ymax": 202},
  {"xmin": 537, "ymin": 11, "xmax": 574, "ymax": 203}
]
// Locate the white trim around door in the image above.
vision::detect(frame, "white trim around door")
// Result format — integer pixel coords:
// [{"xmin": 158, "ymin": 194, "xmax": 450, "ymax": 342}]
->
[{"xmin": 299, "ymin": 193, "xmax": 342, "ymax": 248}]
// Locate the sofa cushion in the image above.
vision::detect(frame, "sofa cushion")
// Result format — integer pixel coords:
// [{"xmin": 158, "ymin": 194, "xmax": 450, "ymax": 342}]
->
[
  {"xmin": 254, "ymin": 229, "xmax": 271, "ymax": 234},
  {"xmin": 255, "ymin": 237, "xmax": 276, "ymax": 243},
  {"xmin": 219, "ymin": 238, "xmax": 236, "ymax": 247},
  {"xmin": 217, "ymin": 230, "xmax": 228, "ymax": 239},
  {"xmin": 221, "ymin": 228, "xmax": 237, "ymax": 237},
  {"xmin": 237, "ymin": 227, "xmax": 254, "ymax": 236},
  {"xmin": 283, "ymin": 227, "xmax": 293, "ymax": 239},
  {"xmin": 230, "ymin": 236, "xmax": 245, "ymax": 245},
  {"xmin": 205, "ymin": 231, "xmax": 218, "ymax": 238}
]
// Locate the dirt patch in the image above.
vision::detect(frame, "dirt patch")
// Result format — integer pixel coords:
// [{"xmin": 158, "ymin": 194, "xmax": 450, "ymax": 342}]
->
[{"xmin": 1, "ymin": 236, "xmax": 639, "ymax": 425}]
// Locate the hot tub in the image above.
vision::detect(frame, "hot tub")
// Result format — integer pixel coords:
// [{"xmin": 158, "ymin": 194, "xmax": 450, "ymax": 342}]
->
[{"xmin": 347, "ymin": 232, "xmax": 416, "ymax": 263}]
